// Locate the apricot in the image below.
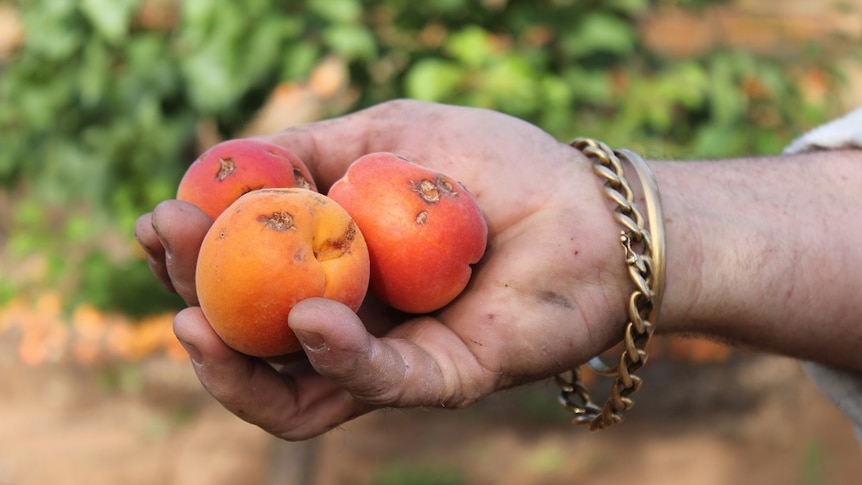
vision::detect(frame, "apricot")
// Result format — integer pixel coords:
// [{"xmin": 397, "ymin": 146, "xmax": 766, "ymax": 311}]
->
[
  {"xmin": 196, "ymin": 188, "xmax": 370, "ymax": 357},
  {"xmin": 177, "ymin": 139, "xmax": 316, "ymax": 221},
  {"xmin": 327, "ymin": 152, "xmax": 488, "ymax": 314}
]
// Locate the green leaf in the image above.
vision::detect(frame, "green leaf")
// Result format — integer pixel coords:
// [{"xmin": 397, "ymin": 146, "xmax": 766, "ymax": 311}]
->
[
  {"xmin": 655, "ymin": 61, "xmax": 709, "ymax": 109},
  {"xmin": 323, "ymin": 24, "xmax": 377, "ymax": 61},
  {"xmin": 63, "ymin": 213, "xmax": 96, "ymax": 244},
  {"xmin": 606, "ymin": 0, "xmax": 650, "ymax": 15},
  {"xmin": 17, "ymin": 77, "xmax": 75, "ymax": 131},
  {"xmin": 181, "ymin": 0, "xmax": 218, "ymax": 29},
  {"xmin": 308, "ymin": 0, "xmax": 361, "ymax": 23},
  {"xmin": 708, "ymin": 55, "xmax": 748, "ymax": 125},
  {"xmin": 482, "ymin": 55, "xmax": 539, "ymax": 114},
  {"xmin": 181, "ymin": 46, "xmax": 238, "ymax": 112},
  {"xmin": 564, "ymin": 12, "xmax": 635, "ymax": 58},
  {"xmin": 79, "ymin": 0, "xmax": 139, "ymax": 44},
  {"xmin": 20, "ymin": 0, "xmax": 85, "ymax": 59},
  {"xmin": 405, "ymin": 59, "xmax": 464, "ymax": 101},
  {"xmin": 445, "ymin": 26, "xmax": 495, "ymax": 68},
  {"xmin": 78, "ymin": 38, "xmax": 110, "ymax": 108},
  {"xmin": 563, "ymin": 67, "xmax": 614, "ymax": 105},
  {"xmin": 280, "ymin": 42, "xmax": 321, "ymax": 81},
  {"xmin": 692, "ymin": 124, "xmax": 746, "ymax": 158}
]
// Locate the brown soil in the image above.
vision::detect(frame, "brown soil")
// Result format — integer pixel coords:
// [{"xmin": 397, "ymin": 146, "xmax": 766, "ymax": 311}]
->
[{"xmin": 1, "ymin": 333, "xmax": 860, "ymax": 485}]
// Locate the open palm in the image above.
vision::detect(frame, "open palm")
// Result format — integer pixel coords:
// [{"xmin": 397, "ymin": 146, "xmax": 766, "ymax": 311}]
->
[{"xmin": 135, "ymin": 100, "xmax": 630, "ymax": 440}]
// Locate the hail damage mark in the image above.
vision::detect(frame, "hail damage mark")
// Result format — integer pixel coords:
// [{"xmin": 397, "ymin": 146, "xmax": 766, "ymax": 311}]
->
[
  {"xmin": 416, "ymin": 210, "xmax": 429, "ymax": 225},
  {"xmin": 217, "ymin": 157, "xmax": 235, "ymax": 181},
  {"xmin": 315, "ymin": 221, "xmax": 359, "ymax": 261},
  {"xmin": 259, "ymin": 211, "xmax": 296, "ymax": 232},
  {"xmin": 414, "ymin": 175, "xmax": 458, "ymax": 204},
  {"xmin": 293, "ymin": 168, "xmax": 312, "ymax": 190}
]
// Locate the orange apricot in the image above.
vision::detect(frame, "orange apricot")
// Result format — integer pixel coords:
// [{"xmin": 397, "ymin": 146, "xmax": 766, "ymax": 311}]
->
[{"xmin": 195, "ymin": 188, "xmax": 369, "ymax": 357}]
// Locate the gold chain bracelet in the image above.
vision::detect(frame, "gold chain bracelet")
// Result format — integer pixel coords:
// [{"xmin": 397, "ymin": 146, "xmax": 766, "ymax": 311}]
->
[{"xmin": 555, "ymin": 138, "xmax": 666, "ymax": 430}]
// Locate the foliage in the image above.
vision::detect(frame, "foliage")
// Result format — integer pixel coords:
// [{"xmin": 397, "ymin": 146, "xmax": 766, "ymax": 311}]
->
[{"xmin": 0, "ymin": 0, "xmax": 851, "ymax": 315}]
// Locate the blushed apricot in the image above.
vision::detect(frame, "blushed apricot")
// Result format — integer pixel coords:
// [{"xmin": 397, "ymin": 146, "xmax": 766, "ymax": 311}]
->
[
  {"xmin": 327, "ymin": 152, "xmax": 488, "ymax": 314},
  {"xmin": 195, "ymin": 188, "xmax": 369, "ymax": 357},
  {"xmin": 177, "ymin": 139, "xmax": 316, "ymax": 221}
]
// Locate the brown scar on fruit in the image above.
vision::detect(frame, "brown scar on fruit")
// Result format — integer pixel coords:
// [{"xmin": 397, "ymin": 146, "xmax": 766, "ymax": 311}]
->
[
  {"xmin": 259, "ymin": 211, "xmax": 297, "ymax": 232},
  {"xmin": 414, "ymin": 176, "xmax": 458, "ymax": 204},
  {"xmin": 217, "ymin": 157, "xmax": 235, "ymax": 181},
  {"xmin": 293, "ymin": 168, "xmax": 312, "ymax": 190},
  {"xmin": 416, "ymin": 210, "xmax": 428, "ymax": 225},
  {"xmin": 314, "ymin": 222, "xmax": 358, "ymax": 261},
  {"xmin": 435, "ymin": 176, "xmax": 456, "ymax": 197},
  {"xmin": 417, "ymin": 179, "xmax": 440, "ymax": 203}
]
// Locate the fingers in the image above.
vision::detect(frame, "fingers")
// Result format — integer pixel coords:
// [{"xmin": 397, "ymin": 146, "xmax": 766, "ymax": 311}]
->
[
  {"xmin": 172, "ymin": 297, "xmax": 496, "ymax": 440},
  {"xmin": 134, "ymin": 212, "xmax": 172, "ymax": 293},
  {"xmin": 173, "ymin": 306, "xmax": 363, "ymax": 440},
  {"xmin": 289, "ymin": 298, "xmax": 493, "ymax": 409},
  {"xmin": 149, "ymin": 200, "xmax": 212, "ymax": 306},
  {"xmin": 289, "ymin": 298, "xmax": 409, "ymax": 405}
]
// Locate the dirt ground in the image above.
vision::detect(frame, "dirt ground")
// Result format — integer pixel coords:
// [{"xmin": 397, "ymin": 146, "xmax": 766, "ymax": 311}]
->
[{"xmin": 1, "ymin": 332, "xmax": 860, "ymax": 485}]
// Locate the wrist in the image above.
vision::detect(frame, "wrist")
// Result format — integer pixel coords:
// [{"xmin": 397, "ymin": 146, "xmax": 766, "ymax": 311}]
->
[
  {"xmin": 648, "ymin": 152, "xmax": 862, "ymax": 371},
  {"xmin": 557, "ymin": 139, "xmax": 667, "ymax": 429},
  {"xmin": 643, "ymin": 160, "xmax": 705, "ymax": 336}
]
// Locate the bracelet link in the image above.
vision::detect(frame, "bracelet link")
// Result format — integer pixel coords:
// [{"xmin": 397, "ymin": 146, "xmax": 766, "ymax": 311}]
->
[{"xmin": 556, "ymin": 138, "xmax": 666, "ymax": 431}]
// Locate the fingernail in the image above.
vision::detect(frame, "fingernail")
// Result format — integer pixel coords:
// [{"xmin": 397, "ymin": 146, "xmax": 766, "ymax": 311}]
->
[
  {"xmin": 295, "ymin": 331, "xmax": 327, "ymax": 353},
  {"xmin": 136, "ymin": 238, "xmax": 159, "ymax": 260},
  {"xmin": 179, "ymin": 339, "xmax": 203, "ymax": 365},
  {"xmin": 151, "ymin": 218, "xmax": 173, "ymax": 254}
]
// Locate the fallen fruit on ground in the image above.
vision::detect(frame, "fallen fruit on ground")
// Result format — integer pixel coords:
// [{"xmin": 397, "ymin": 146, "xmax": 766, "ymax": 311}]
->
[
  {"xmin": 196, "ymin": 188, "xmax": 369, "ymax": 357},
  {"xmin": 177, "ymin": 139, "xmax": 316, "ymax": 221},
  {"xmin": 327, "ymin": 152, "xmax": 488, "ymax": 314}
]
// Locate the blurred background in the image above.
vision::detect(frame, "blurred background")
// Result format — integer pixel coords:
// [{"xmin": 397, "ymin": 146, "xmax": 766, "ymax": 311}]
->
[{"xmin": 1, "ymin": 0, "xmax": 861, "ymax": 484}]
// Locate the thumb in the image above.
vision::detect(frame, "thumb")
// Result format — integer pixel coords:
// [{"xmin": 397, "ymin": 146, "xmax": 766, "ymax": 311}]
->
[{"xmin": 289, "ymin": 298, "xmax": 415, "ymax": 406}]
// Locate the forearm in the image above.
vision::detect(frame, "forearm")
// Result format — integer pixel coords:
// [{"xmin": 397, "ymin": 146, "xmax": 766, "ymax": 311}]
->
[{"xmin": 651, "ymin": 149, "xmax": 862, "ymax": 371}]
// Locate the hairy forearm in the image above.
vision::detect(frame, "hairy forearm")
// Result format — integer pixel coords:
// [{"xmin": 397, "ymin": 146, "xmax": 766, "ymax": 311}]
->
[{"xmin": 651, "ymin": 150, "xmax": 862, "ymax": 372}]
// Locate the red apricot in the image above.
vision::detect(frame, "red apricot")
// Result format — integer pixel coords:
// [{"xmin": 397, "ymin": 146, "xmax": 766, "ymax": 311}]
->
[
  {"xmin": 177, "ymin": 139, "xmax": 316, "ymax": 221},
  {"xmin": 327, "ymin": 152, "xmax": 488, "ymax": 314}
]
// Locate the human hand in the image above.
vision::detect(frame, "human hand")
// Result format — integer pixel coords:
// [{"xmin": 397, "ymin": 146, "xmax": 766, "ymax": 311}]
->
[{"xmin": 134, "ymin": 99, "xmax": 632, "ymax": 440}]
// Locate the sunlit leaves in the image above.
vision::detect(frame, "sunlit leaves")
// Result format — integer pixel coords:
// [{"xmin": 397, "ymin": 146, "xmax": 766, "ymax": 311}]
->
[
  {"xmin": 308, "ymin": 0, "xmax": 361, "ymax": 23},
  {"xmin": 18, "ymin": 0, "xmax": 84, "ymax": 59},
  {"xmin": 79, "ymin": 0, "xmax": 138, "ymax": 44},
  {"xmin": 445, "ymin": 26, "xmax": 495, "ymax": 68},
  {"xmin": 563, "ymin": 12, "xmax": 636, "ymax": 58},
  {"xmin": 405, "ymin": 59, "xmax": 464, "ymax": 101},
  {"xmin": 324, "ymin": 24, "xmax": 377, "ymax": 61}
]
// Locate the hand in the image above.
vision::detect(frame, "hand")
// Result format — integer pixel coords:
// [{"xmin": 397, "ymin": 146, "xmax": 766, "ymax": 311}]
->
[{"xmin": 134, "ymin": 99, "xmax": 631, "ymax": 440}]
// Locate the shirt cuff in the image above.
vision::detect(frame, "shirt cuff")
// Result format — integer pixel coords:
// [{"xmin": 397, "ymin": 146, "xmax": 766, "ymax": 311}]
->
[{"xmin": 784, "ymin": 106, "xmax": 862, "ymax": 154}]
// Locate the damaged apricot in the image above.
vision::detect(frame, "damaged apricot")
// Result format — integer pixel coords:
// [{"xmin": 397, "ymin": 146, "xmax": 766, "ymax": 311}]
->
[
  {"xmin": 177, "ymin": 139, "xmax": 316, "ymax": 221},
  {"xmin": 195, "ymin": 188, "xmax": 369, "ymax": 357},
  {"xmin": 328, "ymin": 152, "xmax": 488, "ymax": 314}
]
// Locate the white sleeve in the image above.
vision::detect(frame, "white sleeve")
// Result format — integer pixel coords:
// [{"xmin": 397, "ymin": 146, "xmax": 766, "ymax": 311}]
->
[
  {"xmin": 784, "ymin": 106, "xmax": 862, "ymax": 154},
  {"xmin": 783, "ymin": 106, "xmax": 862, "ymax": 442}
]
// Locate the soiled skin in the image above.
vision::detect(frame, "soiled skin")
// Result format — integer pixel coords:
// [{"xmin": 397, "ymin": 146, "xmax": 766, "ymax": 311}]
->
[{"xmin": 134, "ymin": 99, "xmax": 862, "ymax": 440}]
